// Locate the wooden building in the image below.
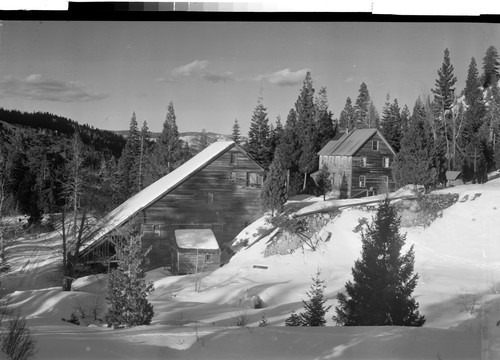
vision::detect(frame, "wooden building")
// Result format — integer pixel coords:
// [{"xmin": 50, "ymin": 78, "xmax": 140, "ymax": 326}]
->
[
  {"xmin": 171, "ymin": 229, "xmax": 221, "ymax": 274},
  {"xmin": 318, "ymin": 129, "xmax": 396, "ymax": 198},
  {"xmin": 445, "ymin": 171, "xmax": 464, "ymax": 187},
  {"xmin": 79, "ymin": 141, "xmax": 264, "ymax": 271}
]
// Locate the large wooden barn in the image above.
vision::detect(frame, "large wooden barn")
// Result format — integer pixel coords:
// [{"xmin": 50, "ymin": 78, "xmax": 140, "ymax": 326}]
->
[
  {"xmin": 318, "ymin": 129, "xmax": 396, "ymax": 198},
  {"xmin": 79, "ymin": 141, "xmax": 264, "ymax": 271}
]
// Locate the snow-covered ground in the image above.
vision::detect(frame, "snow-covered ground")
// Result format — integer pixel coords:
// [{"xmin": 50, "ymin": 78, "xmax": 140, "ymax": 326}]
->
[{"xmin": 3, "ymin": 179, "xmax": 500, "ymax": 359}]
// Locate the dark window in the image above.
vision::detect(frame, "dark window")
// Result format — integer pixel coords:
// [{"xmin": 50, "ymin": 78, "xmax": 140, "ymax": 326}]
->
[
  {"xmin": 229, "ymin": 171, "xmax": 237, "ymax": 181},
  {"xmin": 372, "ymin": 140, "xmax": 379, "ymax": 151},
  {"xmin": 205, "ymin": 253, "xmax": 212, "ymax": 262},
  {"xmin": 382, "ymin": 176, "xmax": 389, "ymax": 186},
  {"xmin": 153, "ymin": 225, "xmax": 161, "ymax": 236},
  {"xmin": 230, "ymin": 152, "xmax": 237, "ymax": 165}
]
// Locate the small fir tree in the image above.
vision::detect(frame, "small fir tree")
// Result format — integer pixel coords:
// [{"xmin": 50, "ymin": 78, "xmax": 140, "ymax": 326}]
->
[
  {"xmin": 314, "ymin": 164, "xmax": 332, "ymax": 201},
  {"xmin": 333, "ymin": 197, "xmax": 425, "ymax": 326},
  {"xmin": 300, "ymin": 271, "xmax": 332, "ymax": 326},
  {"xmin": 247, "ymin": 94, "xmax": 272, "ymax": 168},
  {"xmin": 261, "ymin": 153, "xmax": 288, "ymax": 216},
  {"xmin": 285, "ymin": 312, "xmax": 303, "ymax": 326},
  {"xmin": 105, "ymin": 234, "xmax": 154, "ymax": 328}
]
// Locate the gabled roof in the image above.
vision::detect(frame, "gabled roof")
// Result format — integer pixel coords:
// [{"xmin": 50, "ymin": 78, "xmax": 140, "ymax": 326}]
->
[
  {"xmin": 175, "ymin": 229, "xmax": 219, "ymax": 250},
  {"xmin": 82, "ymin": 141, "xmax": 241, "ymax": 252},
  {"xmin": 318, "ymin": 132, "xmax": 348, "ymax": 156},
  {"xmin": 446, "ymin": 171, "xmax": 462, "ymax": 180},
  {"xmin": 318, "ymin": 128, "xmax": 396, "ymax": 156}
]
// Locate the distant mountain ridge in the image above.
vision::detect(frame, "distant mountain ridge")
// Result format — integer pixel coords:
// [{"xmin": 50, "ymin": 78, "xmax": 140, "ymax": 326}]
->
[{"xmin": 113, "ymin": 130, "xmax": 247, "ymax": 146}]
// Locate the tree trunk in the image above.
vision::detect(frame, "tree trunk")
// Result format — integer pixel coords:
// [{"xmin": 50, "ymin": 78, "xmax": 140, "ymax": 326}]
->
[{"xmin": 303, "ymin": 173, "xmax": 307, "ymax": 191}]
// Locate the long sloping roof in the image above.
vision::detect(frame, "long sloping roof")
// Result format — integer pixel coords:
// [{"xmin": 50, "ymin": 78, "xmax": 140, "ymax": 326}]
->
[
  {"xmin": 318, "ymin": 128, "xmax": 395, "ymax": 156},
  {"xmin": 318, "ymin": 132, "xmax": 348, "ymax": 156},
  {"xmin": 446, "ymin": 171, "xmax": 462, "ymax": 180},
  {"xmin": 82, "ymin": 141, "xmax": 237, "ymax": 252}
]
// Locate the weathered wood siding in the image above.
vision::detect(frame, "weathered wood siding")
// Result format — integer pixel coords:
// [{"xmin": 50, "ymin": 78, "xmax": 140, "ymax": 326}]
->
[
  {"xmin": 350, "ymin": 133, "xmax": 395, "ymax": 197},
  {"xmin": 172, "ymin": 248, "xmax": 221, "ymax": 274},
  {"xmin": 141, "ymin": 147, "xmax": 264, "ymax": 269}
]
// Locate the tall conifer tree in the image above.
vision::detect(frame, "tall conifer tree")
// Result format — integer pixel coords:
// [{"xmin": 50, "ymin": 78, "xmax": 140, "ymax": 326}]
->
[
  {"xmin": 354, "ymin": 82, "xmax": 371, "ymax": 129},
  {"xmin": 315, "ymin": 87, "xmax": 336, "ymax": 148},
  {"xmin": 247, "ymin": 94, "xmax": 271, "ymax": 168},
  {"xmin": 334, "ymin": 198, "xmax": 425, "ymax": 327},
  {"xmin": 295, "ymin": 71, "xmax": 318, "ymax": 190},
  {"xmin": 231, "ymin": 118, "xmax": 241, "ymax": 145},
  {"xmin": 482, "ymin": 45, "xmax": 500, "ymax": 88}
]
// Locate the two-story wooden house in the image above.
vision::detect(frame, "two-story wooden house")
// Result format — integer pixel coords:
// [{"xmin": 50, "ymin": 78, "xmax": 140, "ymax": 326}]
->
[
  {"xmin": 79, "ymin": 141, "xmax": 264, "ymax": 270},
  {"xmin": 318, "ymin": 129, "xmax": 396, "ymax": 198}
]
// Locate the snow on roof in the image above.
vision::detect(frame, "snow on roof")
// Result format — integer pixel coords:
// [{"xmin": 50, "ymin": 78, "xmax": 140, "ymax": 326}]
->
[
  {"xmin": 82, "ymin": 141, "xmax": 235, "ymax": 251},
  {"xmin": 446, "ymin": 171, "xmax": 462, "ymax": 180},
  {"xmin": 174, "ymin": 229, "xmax": 220, "ymax": 250},
  {"xmin": 318, "ymin": 129, "xmax": 396, "ymax": 157}
]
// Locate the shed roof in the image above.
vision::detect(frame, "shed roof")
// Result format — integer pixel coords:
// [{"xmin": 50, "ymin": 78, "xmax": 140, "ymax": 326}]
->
[
  {"xmin": 446, "ymin": 171, "xmax": 462, "ymax": 180},
  {"xmin": 174, "ymin": 229, "xmax": 220, "ymax": 250},
  {"xmin": 81, "ymin": 141, "xmax": 245, "ymax": 253},
  {"xmin": 318, "ymin": 128, "xmax": 395, "ymax": 156}
]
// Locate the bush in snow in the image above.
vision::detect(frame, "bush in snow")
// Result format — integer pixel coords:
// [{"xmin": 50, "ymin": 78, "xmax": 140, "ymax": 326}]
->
[
  {"xmin": 258, "ymin": 315, "xmax": 268, "ymax": 327},
  {"xmin": 334, "ymin": 197, "xmax": 425, "ymax": 326},
  {"xmin": 284, "ymin": 312, "xmax": 303, "ymax": 326},
  {"xmin": 105, "ymin": 235, "xmax": 154, "ymax": 328},
  {"xmin": 1, "ymin": 311, "xmax": 37, "ymax": 360}
]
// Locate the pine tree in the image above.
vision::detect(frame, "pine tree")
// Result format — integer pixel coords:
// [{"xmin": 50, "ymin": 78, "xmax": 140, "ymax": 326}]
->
[
  {"xmin": 231, "ymin": 118, "xmax": 241, "ymax": 145},
  {"xmin": 339, "ymin": 97, "xmax": 355, "ymax": 132},
  {"xmin": 285, "ymin": 271, "xmax": 331, "ymax": 326},
  {"xmin": 334, "ymin": 197, "xmax": 425, "ymax": 326},
  {"xmin": 381, "ymin": 98, "xmax": 402, "ymax": 152},
  {"xmin": 354, "ymin": 82, "xmax": 371, "ymax": 129},
  {"xmin": 300, "ymin": 271, "xmax": 332, "ymax": 326},
  {"xmin": 247, "ymin": 94, "xmax": 272, "ymax": 168},
  {"xmin": 137, "ymin": 121, "xmax": 151, "ymax": 192},
  {"xmin": 150, "ymin": 101, "xmax": 182, "ymax": 179},
  {"xmin": 367, "ymin": 101, "xmax": 380, "ymax": 129},
  {"xmin": 295, "ymin": 71, "xmax": 318, "ymax": 191},
  {"xmin": 392, "ymin": 98, "xmax": 435, "ymax": 190},
  {"xmin": 105, "ymin": 234, "xmax": 154, "ymax": 328},
  {"xmin": 432, "ymin": 48, "xmax": 457, "ymax": 171},
  {"xmin": 400, "ymin": 104, "xmax": 411, "ymax": 133},
  {"xmin": 117, "ymin": 112, "xmax": 141, "ymax": 201},
  {"xmin": 261, "ymin": 152, "xmax": 288, "ymax": 216},
  {"xmin": 315, "ymin": 87, "xmax": 337, "ymax": 148},
  {"xmin": 482, "ymin": 45, "xmax": 500, "ymax": 88}
]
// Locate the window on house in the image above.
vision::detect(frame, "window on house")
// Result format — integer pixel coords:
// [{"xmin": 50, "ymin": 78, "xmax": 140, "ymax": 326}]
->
[
  {"xmin": 207, "ymin": 192, "xmax": 214, "ymax": 204},
  {"xmin": 247, "ymin": 172, "xmax": 262, "ymax": 187},
  {"xmin": 383, "ymin": 157, "xmax": 390, "ymax": 168},
  {"xmin": 153, "ymin": 225, "xmax": 161, "ymax": 236},
  {"xmin": 230, "ymin": 152, "xmax": 237, "ymax": 165},
  {"xmin": 372, "ymin": 140, "xmax": 379, "ymax": 151},
  {"xmin": 205, "ymin": 253, "xmax": 212, "ymax": 262},
  {"xmin": 382, "ymin": 176, "xmax": 389, "ymax": 186},
  {"xmin": 229, "ymin": 171, "xmax": 237, "ymax": 181},
  {"xmin": 359, "ymin": 175, "xmax": 366, "ymax": 188},
  {"xmin": 142, "ymin": 224, "xmax": 154, "ymax": 236},
  {"xmin": 361, "ymin": 156, "xmax": 367, "ymax": 167}
]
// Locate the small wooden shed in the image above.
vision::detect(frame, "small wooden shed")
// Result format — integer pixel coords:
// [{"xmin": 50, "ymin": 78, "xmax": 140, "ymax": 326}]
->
[
  {"xmin": 446, "ymin": 171, "xmax": 464, "ymax": 187},
  {"xmin": 171, "ymin": 229, "xmax": 221, "ymax": 275}
]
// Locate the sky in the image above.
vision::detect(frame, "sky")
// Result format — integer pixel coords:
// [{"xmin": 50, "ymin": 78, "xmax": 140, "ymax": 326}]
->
[{"xmin": 0, "ymin": 21, "xmax": 499, "ymax": 135}]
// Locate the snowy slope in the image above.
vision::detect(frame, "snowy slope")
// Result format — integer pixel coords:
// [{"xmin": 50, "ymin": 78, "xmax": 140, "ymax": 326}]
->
[{"xmin": 3, "ymin": 179, "xmax": 500, "ymax": 359}]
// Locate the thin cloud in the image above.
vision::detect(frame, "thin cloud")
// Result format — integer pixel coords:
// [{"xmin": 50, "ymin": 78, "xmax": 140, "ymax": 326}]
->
[
  {"xmin": 257, "ymin": 68, "xmax": 310, "ymax": 87},
  {"xmin": 201, "ymin": 71, "xmax": 235, "ymax": 83},
  {"xmin": 159, "ymin": 60, "xmax": 236, "ymax": 83},
  {"xmin": 0, "ymin": 74, "xmax": 109, "ymax": 102},
  {"xmin": 171, "ymin": 60, "xmax": 209, "ymax": 77}
]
